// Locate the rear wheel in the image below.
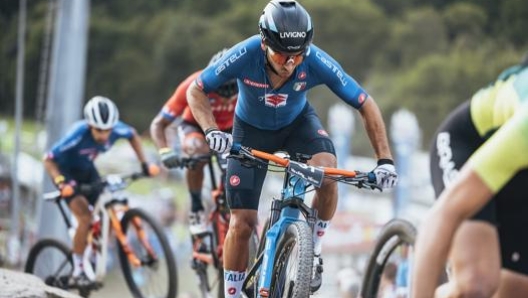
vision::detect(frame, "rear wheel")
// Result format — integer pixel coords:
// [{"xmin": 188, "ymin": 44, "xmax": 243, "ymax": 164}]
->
[
  {"xmin": 118, "ymin": 208, "xmax": 178, "ymax": 298},
  {"xmin": 270, "ymin": 221, "xmax": 313, "ymax": 298},
  {"xmin": 361, "ymin": 219, "xmax": 416, "ymax": 298},
  {"xmin": 25, "ymin": 239, "xmax": 77, "ymax": 294}
]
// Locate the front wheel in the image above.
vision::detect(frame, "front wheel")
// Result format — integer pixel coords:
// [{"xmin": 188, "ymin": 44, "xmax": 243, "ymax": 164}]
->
[
  {"xmin": 25, "ymin": 238, "xmax": 75, "ymax": 293},
  {"xmin": 117, "ymin": 208, "xmax": 178, "ymax": 298},
  {"xmin": 270, "ymin": 221, "xmax": 313, "ymax": 298}
]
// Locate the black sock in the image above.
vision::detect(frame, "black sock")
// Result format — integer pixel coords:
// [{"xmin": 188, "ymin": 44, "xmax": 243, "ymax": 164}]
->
[{"xmin": 190, "ymin": 191, "xmax": 203, "ymax": 212}]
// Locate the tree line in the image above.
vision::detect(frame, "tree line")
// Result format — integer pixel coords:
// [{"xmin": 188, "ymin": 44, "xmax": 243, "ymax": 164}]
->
[{"xmin": 1, "ymin": 0, "xmax": 526, "ymax": 154}]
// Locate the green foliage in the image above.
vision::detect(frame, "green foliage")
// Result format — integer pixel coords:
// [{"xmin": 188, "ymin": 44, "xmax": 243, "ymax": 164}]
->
[
  {"xmin": 381, "ymin": 8, "xmax": 449, "ymax": 69},
  {"xmin": 304, "ymin": 0, "xmax": 388, "ymax": 80},
  {"xmin": 368, "ymin": 45, "xmax": 523, "ymax": 149},
  {"xmin": 1, "ymin": 0, "xmax": 527, "ymax": 151},
  {"xmin": 442, "ymin": 2, "xmax": 487, "ymax": 41},
  {"xmin": 498, "ymin": 0, "xmax": 528, "ymax": 46}
]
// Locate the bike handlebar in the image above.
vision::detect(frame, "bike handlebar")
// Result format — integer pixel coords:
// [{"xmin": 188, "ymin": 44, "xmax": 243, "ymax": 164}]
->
[
  {"xmin": 43, "ymin": 171, "xmax": 149, "ymax": 201},
  {"xmin": 166, "ymin": 155, "xmax": 211, "ymax": 169},
  {"xmin": 229, "ymin": 143, "xmax": 381, "ymax": 191}
]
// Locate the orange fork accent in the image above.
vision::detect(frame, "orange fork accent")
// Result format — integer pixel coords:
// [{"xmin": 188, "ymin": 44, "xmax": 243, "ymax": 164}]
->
[
  {"xmin": 130, "ymin": 216, "xmax": 157, "ymax": 258},
  {"xmin": 108, "ymin": 208, "xmax": 142, "ymax": 267}
]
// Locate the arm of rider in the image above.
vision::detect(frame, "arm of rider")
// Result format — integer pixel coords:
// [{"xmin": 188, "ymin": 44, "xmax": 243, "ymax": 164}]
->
[
  {"xmin": 128, "ymin": 130, "xmax": 157, "ymax": 176},
  {"xmin": 150, "ymin": 114, "xmax": 173, "ymax": 150},
  {"xmin": 43, "ymin": 157, "xmax": 75, "ymax": 196},
  {"xmin": 150, "ymin": 115, "xmax": 181, "ymax": 169},
  {"xmin": 358, "ymin": 97, "xmax": 398, "ymax": 189},
  {"xmin": 187, "ymin": 81, "xmax": 233, "ymax": 153},
  {"xmin": 411, "ymin": 166, "xmax": 493, "ymax": 298}
]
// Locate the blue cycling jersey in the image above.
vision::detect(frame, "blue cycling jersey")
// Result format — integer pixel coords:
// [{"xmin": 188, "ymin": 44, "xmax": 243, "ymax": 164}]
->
[
  {"xmin": 198, "ymin": 35, "xmax": 369, "ymax": 130},
  {"xmin": 46, "ymin": 120, "xmax": 134, "ymax": 171}
]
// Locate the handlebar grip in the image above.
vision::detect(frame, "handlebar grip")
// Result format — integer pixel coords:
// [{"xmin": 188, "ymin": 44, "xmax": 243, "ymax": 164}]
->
[{"xmin": 60, "ymin": 185, "xmax": 75, "ymax": 197}]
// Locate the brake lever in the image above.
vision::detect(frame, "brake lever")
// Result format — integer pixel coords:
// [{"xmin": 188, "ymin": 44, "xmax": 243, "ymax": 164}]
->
[{"xmin": 344, "ymin": 172, "xmax": 383, "ymax": 192}]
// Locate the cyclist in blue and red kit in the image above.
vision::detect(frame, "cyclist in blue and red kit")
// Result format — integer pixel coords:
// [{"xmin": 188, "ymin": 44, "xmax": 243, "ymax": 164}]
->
[
  {"xmin": 43, "ymin": 96, "xmax": 156, "ymax": 287},
  {"xmin": 186, "ymin": 1, "xmax": 398, "ymax": 297}
]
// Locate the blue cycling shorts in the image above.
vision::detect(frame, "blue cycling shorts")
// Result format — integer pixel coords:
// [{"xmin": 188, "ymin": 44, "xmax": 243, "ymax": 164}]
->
[
  {"xmin": 62, "ymin": 166, "xmax": 101, "ymax": 206},
  {"xmin": 226, "ymin": 103, "xmax": 335, "ymax": 210}
]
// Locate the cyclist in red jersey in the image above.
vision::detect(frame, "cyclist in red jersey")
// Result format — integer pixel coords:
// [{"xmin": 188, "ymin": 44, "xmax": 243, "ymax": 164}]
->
[{"xmin": 151, "ymin": 49, "xmax": 238, "ymax": 235}]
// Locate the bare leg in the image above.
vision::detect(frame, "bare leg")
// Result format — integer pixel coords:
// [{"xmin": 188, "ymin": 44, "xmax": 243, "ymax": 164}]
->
[
  {"xmin": 68, "ymin": 195, "xmax": 92, "ymax": 255},
  {"xmin": 309, "ymin": 152, "xmax": 338, "ymax": 220},
  {"xmin": 223, "ymin": 209, "xmax": 259, "ymax": 271}
]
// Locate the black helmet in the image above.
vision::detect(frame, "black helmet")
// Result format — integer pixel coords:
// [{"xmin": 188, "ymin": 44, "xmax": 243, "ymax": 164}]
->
[
  {"xmin": 208, "ymin": 48, "xmax": 239, "ymax": 98},
  {"xmin": 259, "ymin": 0, "xmax": 313, "ymax": 53}
]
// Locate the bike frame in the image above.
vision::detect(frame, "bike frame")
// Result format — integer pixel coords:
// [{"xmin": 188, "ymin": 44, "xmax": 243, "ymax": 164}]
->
[
  {"xmin": 252, "ymin": 161, "xmax": 317, "ymax": 296},
  {"xmin": 45, "ymin": 174, "xmax": 155, "ymax": 282},
  {"xmin": 233, "ymin": 144, "xmax": 379, "ymax": 297},
  {"xmin": 189, "ymin": 152, "xmax": 229, "ymax": 268}
]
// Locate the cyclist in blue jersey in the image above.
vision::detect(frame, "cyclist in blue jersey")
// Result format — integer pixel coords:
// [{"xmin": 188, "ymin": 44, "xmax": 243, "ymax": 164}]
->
[
  {"xmin": 187, "ymin": 1, "xmax": 398, "ymax": 297},
  {"xmin": 43, "ymin": 96, "xmax": 156, "ymax": 287}
]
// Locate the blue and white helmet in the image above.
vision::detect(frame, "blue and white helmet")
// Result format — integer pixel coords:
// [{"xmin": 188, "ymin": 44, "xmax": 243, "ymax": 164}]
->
[{"xmin": 83, "ymin": 96, "xmax": 119, "ymax": 130}]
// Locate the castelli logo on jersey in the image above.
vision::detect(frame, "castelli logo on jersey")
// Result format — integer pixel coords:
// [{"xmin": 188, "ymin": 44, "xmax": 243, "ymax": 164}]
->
[
  {"xmin": 230, "ymin": 175, "xmax": 240, "ymax": 186},
  {"xmin": 215, "ymin": 47, "xmax": 247, "ymax": 75},
  {"xmin": 196, "ymin": 78, "xmax": 204, "ymax": 90},
  {"xmin": 298, "ymin": 71, "xmax": 307, "ymax": 80},
  {"xmin": 318, "ymin": 129, "xmax": 329, "ymax": 137},
  {"xmin": 280, "ymin": 32, "xmax": 306, "ymax": 38},
  {"xmin": 358, "ymin": 93, "xmax": 367, "ymax": 104}
]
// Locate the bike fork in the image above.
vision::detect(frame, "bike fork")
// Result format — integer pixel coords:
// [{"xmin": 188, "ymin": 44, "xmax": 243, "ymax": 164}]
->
[{"xmin": 108, "ymin": 208, "xmax": 142, "ymax": 267}]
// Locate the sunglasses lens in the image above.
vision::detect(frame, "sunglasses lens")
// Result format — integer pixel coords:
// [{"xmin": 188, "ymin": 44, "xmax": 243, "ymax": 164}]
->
[{"xmin": 268, "ymin": 47, "xmax": 303, "ymax": 65}]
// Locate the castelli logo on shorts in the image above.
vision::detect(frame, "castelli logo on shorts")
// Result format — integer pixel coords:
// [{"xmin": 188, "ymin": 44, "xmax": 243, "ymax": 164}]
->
[
  {"xmin": 228, "ymin": 287, "xmax": 237, "ymax": 295},
  {"xmin": 317, "ymin": 129, "xmax": 329, "ymax": 137},
  {"xmin": 317, "ymin": 231, "xmax": 325, "ymax": 237},
  {"xmin": 230, "ymin": 175, "xmax": 240, "ymax": 186}
]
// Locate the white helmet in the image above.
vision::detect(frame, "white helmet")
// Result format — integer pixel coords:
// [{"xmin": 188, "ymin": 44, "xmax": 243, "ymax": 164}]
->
[{"xmin": 83, "ymin": 96, "xmax": 119, "ymax": 130}]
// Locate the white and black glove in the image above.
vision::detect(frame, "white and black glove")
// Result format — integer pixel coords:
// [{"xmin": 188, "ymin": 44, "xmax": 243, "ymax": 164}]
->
[
  {"xmin": 158, "ymin": 148, "xmax": 181, "ymax": 168},
  {"xmin": 205, "ymin": 128, "xmax": 233, "ymax": 154},
  {"xmin": 372, "ymin": 159, "xmax": 398, "ymax": 189}
]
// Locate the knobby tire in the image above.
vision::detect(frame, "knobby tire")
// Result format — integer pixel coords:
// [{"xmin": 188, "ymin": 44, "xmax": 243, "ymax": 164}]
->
[{"xmin": 118, "ymin": 208, "xmax": 178, "ymax": 298}]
